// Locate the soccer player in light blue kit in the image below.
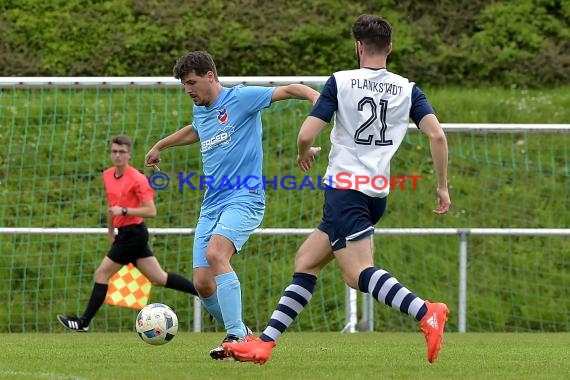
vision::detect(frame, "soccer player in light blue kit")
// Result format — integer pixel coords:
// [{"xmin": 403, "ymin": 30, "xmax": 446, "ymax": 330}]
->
[{"xmin": 145, "ymin": 51, "xmax": 320, "ymax": 359}]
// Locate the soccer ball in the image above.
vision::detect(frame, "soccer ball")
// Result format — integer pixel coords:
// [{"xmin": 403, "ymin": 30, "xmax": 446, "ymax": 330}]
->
[{"xmin": 135, "ymin": 303, "xmax": 178, "ymax": 345}]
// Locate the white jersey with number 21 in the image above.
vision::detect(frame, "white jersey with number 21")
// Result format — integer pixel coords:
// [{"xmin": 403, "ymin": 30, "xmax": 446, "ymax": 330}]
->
[{"xmin": 323, "ymin": 68, "xmax": 414, "ymax": 198}]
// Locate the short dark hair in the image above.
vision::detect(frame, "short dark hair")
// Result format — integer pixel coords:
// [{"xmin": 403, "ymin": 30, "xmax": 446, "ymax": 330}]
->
[
  {"xmin": 111, "ymin": 135, "xmax": 132, "ymax": 150},
  {"xmin": 352, "ymin": 14, "xmax": 392, "ymax": 54},
  {"xmin": 173, "ymin": 51, "xmax": 218, "ymax": 80}
]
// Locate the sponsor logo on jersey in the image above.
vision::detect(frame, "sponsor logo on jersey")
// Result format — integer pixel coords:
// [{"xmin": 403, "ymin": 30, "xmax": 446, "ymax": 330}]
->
[
  {"xmin": 200, "ymin": 125, "xmax": 235, "ymax": 152},
  {"xmin": 217, "ymin": 108, "xmax": 229, "ymax": 125}
]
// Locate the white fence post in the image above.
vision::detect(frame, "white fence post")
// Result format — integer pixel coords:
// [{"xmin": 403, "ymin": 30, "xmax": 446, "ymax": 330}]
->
[
  {"xmin": 193, "ymin": 296, "xmax": 202, "ymax": 333},
  {"xmin": 361, "ymin": 292, "xmax": 374, "ymax": 331},
  {"xmin": 341, "ymin": 286, "xmax": 358, "ymax": 333},
  {"xmin": 458, "ymin": 230, "xmax": 469, "ymax": 333}
]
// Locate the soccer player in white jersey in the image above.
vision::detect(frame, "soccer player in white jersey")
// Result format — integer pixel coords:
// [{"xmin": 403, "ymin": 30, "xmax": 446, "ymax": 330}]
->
[
  {"xmin": 144, "ymin": 51, "xmax": 319, "ymax": 360},
  {"xmin": 224, "ymin": 14, "xmax": 451, "ymax": 364}
]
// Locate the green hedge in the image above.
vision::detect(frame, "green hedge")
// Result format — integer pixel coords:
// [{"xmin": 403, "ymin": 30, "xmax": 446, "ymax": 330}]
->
[{"xmin": 1, "ymin": 0, "xmax": 569, "ymax": 86}]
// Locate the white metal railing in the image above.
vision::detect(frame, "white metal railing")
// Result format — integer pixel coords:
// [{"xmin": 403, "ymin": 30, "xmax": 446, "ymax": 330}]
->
[
  {"xmin": 0, "ymin": 76, "xmax": 329, "ymax": 87},
  {"xmin": 2, "ymin": 227, "xmax": 568, "ymax": 332}
]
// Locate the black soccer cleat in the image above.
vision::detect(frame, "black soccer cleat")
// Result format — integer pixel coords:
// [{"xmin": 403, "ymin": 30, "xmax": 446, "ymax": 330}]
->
[
  {"xmin": 210, "ymin": 334, "xmax": 244, "ymax": 360},
  {"xmin": 209, "ymin": 326, "xmax": 254, "ymax": 360},
  {"xmin": 57, "ymin": 315, "xmax": 89, "ymax": 332}
]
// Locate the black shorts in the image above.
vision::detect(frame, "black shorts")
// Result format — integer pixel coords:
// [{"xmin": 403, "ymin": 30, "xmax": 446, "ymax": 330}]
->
[
  {"xmin": 107, "ymin": 223, "xmax": 153, "ymax": 265},
  {"xmin": 318, "ymin": 188, "xmax": 387, "ymax": 251}
]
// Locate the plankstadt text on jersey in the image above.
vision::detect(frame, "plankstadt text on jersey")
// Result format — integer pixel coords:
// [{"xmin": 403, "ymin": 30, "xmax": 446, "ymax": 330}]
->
[{"xmin": 350, "ymin": 79, "xmax": 404, "ymax": 95}]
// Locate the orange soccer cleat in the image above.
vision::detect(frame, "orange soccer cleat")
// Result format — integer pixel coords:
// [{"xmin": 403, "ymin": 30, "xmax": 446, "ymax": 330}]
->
[
  {"xmin": 420, "ymin": 301, "xmax": 449, "ymax": 363},
  {"xmin": 223, "ymin": 337, "xmax": 277, "ymax": 364}
]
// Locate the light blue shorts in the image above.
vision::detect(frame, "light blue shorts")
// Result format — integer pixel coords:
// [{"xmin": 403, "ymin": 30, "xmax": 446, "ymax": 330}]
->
[{"xmin": 193, "ymin": 199, "xmax": 265, "ymax": 268}]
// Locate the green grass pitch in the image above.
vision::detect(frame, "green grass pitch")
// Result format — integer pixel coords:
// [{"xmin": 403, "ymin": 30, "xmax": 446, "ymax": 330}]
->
[{"xmin": 1, "ymin": 332, "xmax": 569, "ymax": 380}]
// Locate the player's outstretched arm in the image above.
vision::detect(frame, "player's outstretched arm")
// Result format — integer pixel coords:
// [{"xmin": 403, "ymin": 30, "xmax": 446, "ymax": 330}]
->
[
  {"xmin": 418, "ymin": 114, "xmax": 451, "ymax": 214},
  {"xmin": 297, "ymin": 116, "xmax": 327, "ymax": 172},
  {"xmin": 272, "ymin": 84, "xmax": 320, "ymax": 105},
  {"xmin": 145, "ymin": 124, "xmax": 199, "ymax": 167}
]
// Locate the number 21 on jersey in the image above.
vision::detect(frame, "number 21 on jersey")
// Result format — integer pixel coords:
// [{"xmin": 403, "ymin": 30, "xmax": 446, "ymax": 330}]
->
[{"xmin": 354, "ymin": 97, "xmax": 393, "ymax": 146}]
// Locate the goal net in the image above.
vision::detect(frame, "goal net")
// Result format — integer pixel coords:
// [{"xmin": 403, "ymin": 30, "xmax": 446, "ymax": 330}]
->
[{"xmin": 0, "ymin": 77, "xmax": 568, "ymax": 333}]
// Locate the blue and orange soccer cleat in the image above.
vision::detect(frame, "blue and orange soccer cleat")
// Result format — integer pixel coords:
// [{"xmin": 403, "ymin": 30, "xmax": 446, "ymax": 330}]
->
[
  {"xmin": 223, "ymin": 337, "xmax": 277, "ymax": 364},
  {"xmin": 420, "ymin": 301, "xmax": 449, "ymax": 363}
]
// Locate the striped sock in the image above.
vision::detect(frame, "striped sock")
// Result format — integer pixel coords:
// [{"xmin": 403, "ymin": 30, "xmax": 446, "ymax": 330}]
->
[
  {"xmin": 358, "ymin": 267, "xmax": 428, "ymax": 321},
  {"xmin": 260, "ymin": 272, "xmax": 317, "ymax": 342}
]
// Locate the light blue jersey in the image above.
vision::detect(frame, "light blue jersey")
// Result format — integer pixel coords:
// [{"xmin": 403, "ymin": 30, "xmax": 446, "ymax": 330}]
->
[{"xmin": 192, "ymin": 85, "xmax": 275, "ymax": 210}]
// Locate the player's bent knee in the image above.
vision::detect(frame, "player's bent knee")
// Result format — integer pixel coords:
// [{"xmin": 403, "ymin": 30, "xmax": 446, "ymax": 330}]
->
[
  {"xmin": 293, "ymin": 259, "xmax": 322, "ymax": 276},
  {"xmin": 193, "ymin": 281, "xmax": 216, "ymax": 297},
  {"xmin": 150, "ymin": 278, "xmax": 167, "ymax": 286},
  {"xmin": 342, "ymin": 274, "xmax": 360, "ymax": 290},
  {"xmin": 94, "ymin": 267, "xmax": 116, "ymax": 283}
]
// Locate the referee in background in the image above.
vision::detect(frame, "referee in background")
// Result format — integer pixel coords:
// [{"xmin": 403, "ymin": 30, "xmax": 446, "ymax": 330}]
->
[{"xmin": 58, "ymin": 135, "xmax": 197, "ymax": 332}]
